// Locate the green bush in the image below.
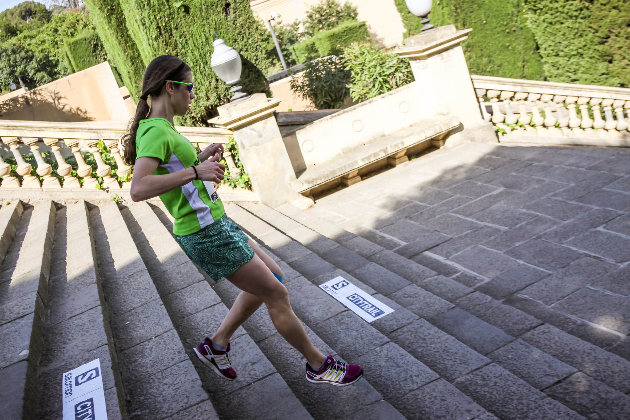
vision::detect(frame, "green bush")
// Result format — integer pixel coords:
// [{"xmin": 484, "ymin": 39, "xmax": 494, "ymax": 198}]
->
[
  {"xmin": 0, "ymin": 11, "xmax": 95, "ymax": 88},
  {"xmin": 524, "ymin": 0, "xmax": 628, "ymax": 87},
  {"xmin": 113, "ymin": 0, "xmax": 274, "ymax": 126},
  {"xmin": 293, "ymin": 20, "xmax": 370, "ymax": 63},
  {"xmin": 64, "ymin": 30, "xmax": 107, "ymax": 72},
  {"xmin": 344, "ymin": 42, "xmax": 414, "ymax": 102},
  {"xmin": 270, "ymin": 19, "xmax": 304, "ymax": 68},
  {"xmin": 393, "ymin": 0, "xmax": 423, "ymax": 38},
  {"xmin": 290, "ymin": 56, "xmax": 351, "ymax": 109},
  {"xmin": 430, "ymin": 0, "xmax": 545, "ymax": 80},
  {"xmin": 82, "ymin": 0, "xmax": 146, "ymax": 101},
  {"xmin": 304, "ymin": 0, "xmax": 359, "ymax": 37}
]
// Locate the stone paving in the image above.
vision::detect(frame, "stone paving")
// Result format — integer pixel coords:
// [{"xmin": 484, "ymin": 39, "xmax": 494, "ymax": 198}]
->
[{"xmin": 308, "ymin": 142, "xmax": 630, "ymax": 357}]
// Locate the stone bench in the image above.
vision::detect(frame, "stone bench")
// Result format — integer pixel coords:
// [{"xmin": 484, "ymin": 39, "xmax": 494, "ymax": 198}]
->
[{"xmin": 291, "ymin": 115, "xmax": 460, "ymax": 194}]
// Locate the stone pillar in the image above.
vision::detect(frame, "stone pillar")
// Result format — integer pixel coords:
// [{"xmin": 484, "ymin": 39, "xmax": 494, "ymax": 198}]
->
[
  {"xmin": 1, "ymin": 137, "xmax": 39, "ymax": 188},
  {"xmin": 394, "ymin": 25, "xmax": 496, "ymax": 146},
  {"xmin": 43, "ymin": 138, "xmax": 77, "ymax": 189},
  {"xmin": 65, "ymin": 139, "xmax": 98, "ymax": 189},
  {"xmin": 22, "ymin": 137, "xmax": 60, "ymax": 189},
  {"xmin": 211, "ymin": 94, "xmax": 314, "ymax": 209},
  {"xmin": 104, "ymin": 139, "xmax": 131, "ymax": 189}
]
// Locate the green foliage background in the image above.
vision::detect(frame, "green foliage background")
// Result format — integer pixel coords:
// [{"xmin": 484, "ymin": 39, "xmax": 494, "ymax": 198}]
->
[
  {"xmin": 293, "ymin": 20, "xmax": 370, "ymax": 63},
  {"xmin": 290, "ymin": 56, "xmax": 351, "ymax": 109},
  {"xmin": 524, "ymin": 0, "xmax": 628, "ymax": 87},
  {"xmin": 430, "ymin": 0, "xmax": 545, "ymax": 80},
  {"xmin": 64, "ymin": 30, "xmax": 108, "ymax": 72},
  {"xmin": 108, "ymin": 0, "xmax": 274, "ymax": 126},
  {"xmin": 82, "ymin": 0, "xmax": 146, "ymax": 100},
  {"xmin": 303, "ymin": 0, "xmax": 358, "ymax": 36}
]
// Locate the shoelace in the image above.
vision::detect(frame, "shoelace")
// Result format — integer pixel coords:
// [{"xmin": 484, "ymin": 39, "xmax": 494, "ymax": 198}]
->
[
  {"xmin": 318, "ymin": 359, "xmax": 347, "ymax": 382},
  {"xmin": 205, "ymin": 345, "xmax": 232, "ymax": 369}
]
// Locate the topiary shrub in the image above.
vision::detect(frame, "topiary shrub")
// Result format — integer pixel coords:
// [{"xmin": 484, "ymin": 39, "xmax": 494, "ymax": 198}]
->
[
  {"xmin": 344, "ymin": 42, "xmax": 414, "ymax": 103},
  {"xmin": 430, "ymin": 0, "xmax": 545, "ymax": 81},
  {"xmin": 304, "ymin": 0, "xmax": 359, "ymax": 37},
  {"xmin": 114, "ymin": 0, "xmax": 274, "ymax": 126},
  {"xmin": 64, "ymin": 30, "xmax": 107, "ymax": 73},
  {"xmin": 83, "ymin": 0, "xmax": 145, "ymax": 101},
  {"xmin": 290, "ymin": 56, "xmax": 351, "ymax": 109},
  {"xmin": 293, "ymin": 20, "xmax": 370, "ymax": 63}
]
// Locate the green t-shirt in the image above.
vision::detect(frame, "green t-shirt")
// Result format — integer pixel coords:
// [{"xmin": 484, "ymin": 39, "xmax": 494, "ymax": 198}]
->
[{"xmin": 136, "ymin": 118, "xmax": 225, "ymax": 236}]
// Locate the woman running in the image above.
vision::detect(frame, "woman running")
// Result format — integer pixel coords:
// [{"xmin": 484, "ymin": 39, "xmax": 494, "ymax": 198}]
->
[{"xmin": 123, "ymin": 55, "xmax": 362, "ymax": 386}]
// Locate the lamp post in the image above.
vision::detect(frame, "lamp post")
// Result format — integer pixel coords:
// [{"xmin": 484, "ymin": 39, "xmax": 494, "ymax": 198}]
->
[
  {"xmin": 268, "ymin": 13, "xmax": 288, "ymax": 72},
  {"xmin": 405, "ymin": 0, "xmax": 435, "ymax": 32},
  {"xmin": 211, "ymin": 34, "xmax": 248, "ymax": 102}
]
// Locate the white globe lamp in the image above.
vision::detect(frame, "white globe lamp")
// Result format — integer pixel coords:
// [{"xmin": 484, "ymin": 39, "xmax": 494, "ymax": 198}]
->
[
  {"xmin": 211, "ymin": 34, "xmax": 248, "ymax": 102},
  {"xmin": 405, "ymin": 0, "xmax": 435, "ymax": 32}
]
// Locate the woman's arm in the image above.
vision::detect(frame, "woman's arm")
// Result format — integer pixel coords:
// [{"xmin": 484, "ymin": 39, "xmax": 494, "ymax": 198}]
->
[{"xmin": 130, "ymin": 154, "xmax": 225, "ymax": 202}]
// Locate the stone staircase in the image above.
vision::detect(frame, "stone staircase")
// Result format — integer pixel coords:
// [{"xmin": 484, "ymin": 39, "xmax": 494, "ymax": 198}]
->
[{"xmin": 0, "ymin": 191, "xmax": 629, "ymax": 418}]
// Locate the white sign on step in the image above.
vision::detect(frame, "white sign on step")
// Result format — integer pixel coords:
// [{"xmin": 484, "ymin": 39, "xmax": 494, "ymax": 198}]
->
[
  {"xmin": 62, "ymin": 359, "xmax": 108, "ymax": 420},
  {"xmin": 320, "ymin": 276, "xmax": 394, "ymax": 323}
]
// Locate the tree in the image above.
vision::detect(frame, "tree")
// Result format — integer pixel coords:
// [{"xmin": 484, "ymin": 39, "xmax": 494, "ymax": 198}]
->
[
  {"xmin": 304, "ymin": 0, "xmax": 359, "ymax": 36},
  {"xmin": 2, "ymin": 1, "xmax": 51, "ymax": 27}
]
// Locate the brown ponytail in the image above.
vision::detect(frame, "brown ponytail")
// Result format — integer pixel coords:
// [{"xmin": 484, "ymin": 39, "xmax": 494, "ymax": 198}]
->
[{"xmin": 122, "ymin": 55, "xmax": 191, "ymax": 164}]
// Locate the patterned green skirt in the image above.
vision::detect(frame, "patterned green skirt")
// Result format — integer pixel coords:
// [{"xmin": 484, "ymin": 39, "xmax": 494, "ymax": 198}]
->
[{"xmin": 175, "ymin": 215, "xmax": 255, "ymax": 282}]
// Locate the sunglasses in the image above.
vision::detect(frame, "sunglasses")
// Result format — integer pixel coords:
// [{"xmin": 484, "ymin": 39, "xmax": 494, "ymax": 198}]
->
[{"xmin": 167, "ymin": 80, "xmax": 194, "ymax": 92}]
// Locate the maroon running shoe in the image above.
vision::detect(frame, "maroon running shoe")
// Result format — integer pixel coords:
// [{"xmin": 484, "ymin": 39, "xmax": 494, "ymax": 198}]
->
[
  {"xmin": 305, "ymin": 355, "xmax": 362, "ymax": 386},
  {"xmin": 193, "ymin": 338, "xmax": 237, "ymax": 381}
]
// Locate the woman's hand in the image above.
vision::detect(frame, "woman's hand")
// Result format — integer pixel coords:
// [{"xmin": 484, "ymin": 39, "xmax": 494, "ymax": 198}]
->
[
  {"xmin": 199, "ymin": 143, "xmax": 225, "ymax": 162},
  {"xmin": 195, "ymin": 152, "xmax": 225, "ymax": 183}
]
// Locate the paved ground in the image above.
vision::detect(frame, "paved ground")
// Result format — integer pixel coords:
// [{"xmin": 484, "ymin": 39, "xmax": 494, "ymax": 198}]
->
[{"xmin": 308, "ymin": 142, "xmax": 630, "ymax": 355}]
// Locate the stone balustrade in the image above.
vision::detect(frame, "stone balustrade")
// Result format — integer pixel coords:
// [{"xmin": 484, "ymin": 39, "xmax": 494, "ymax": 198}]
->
[
  {"xmin": 0, "ymin": 120, "xmax": 233, "ymax": 191},
  {"xmin": 471, "ymin": 75, "xmax": 630, "ymax": 146}
]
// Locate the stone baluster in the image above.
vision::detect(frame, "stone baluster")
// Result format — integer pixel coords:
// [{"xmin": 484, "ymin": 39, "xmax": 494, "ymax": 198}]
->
[
  {"xmin": 566, "ymin": 97, "xmax": 581, "ymax": 128},
  {"xmin": 475, "ymin": 89, "xmax": 491, "ymax": 122},
  {"xmin": 613, "ymin": 100, "xmax": 628, "ymax": 132},
  {"xmin": 22, "ymin": 137, "xmax": 59, "ymax": 189},
  {"xmin": 528, "ymin": 94, "xmax": 544, "ymax": 129},
  {"xmin": 0, "ymin": 142, "xmax": 18, "ymax": 188},
  {"xmin": 224, "ymin": 150, "xmax": 241, "ymax": 178},
  {"xmin": 554, "ymin": 96, "xmax": 569, "ymax": 128},
  {"xmin": 85, "ymin": 139, "xmax": 118, "ymax": 190},
  {"xmin": 104, "ymin": 139, "xmax": 130, "ymax": 189},
  {"xmin": 578, "ymin": 97, "xmax": 593, "ymax": 129},
  {"xmin": 591, "ymin": 98, "xmax": 605, "ymax": 129},
  {"xmin": 514, "ymin": 93, "xmax": 531, "ymax": 127},
  {"xmin": 542, "ymin": 94, "xmax": 557, "ymax": 128},
  {"xmin": 602, "ymin": 99, "xmax": 617, "ymax": 131},
  {"xmin": 43, "ymin": 138, "xmax": 79, "ymax": 189},
  {"xmin": 501, "ymin": 91, "xmax": 517, "ymax": 125},
  {"xmin": 1, "ymin": 137, "xmax": 38, "ymax": 188},
  {"xmin": 487, "ymin": 90, "xmax": 500, "ymax": 103},
  {"xmin": 64, "ymin": 138, "xmax": 97, "ymax": 188}
]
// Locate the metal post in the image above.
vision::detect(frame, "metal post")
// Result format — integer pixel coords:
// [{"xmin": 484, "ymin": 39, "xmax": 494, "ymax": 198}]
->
[{"xmin": 268, "ymin": 19, "xmax": 288, "ymax": 72}]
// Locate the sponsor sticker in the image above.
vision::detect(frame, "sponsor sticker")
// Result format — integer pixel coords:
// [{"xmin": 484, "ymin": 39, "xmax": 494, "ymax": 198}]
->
[
  {"xmin": 62, "ymin": 359, "xmax": 108, "ymax": 420},
  {"xmin": 203, "ymin": 181, "xmax": 220, "ymax": 203},
  {"xmin": 319, "ymin": 276, "xmax": 394, "ymax": 323}
]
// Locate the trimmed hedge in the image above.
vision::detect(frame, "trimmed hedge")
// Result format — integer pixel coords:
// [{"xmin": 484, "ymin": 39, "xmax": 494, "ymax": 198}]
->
[
  {"xmin": 83, "ymin": 0, "xmax": 146, "ymax": 101},
  {"xmin": 64, "ymin": 30, "xmax": 107, "ymax": 73},
  {"xmin": 430, "ymin": 0, "xmax": 545, "ymax": 80},
  {"xmin": 524, "ymin": 0, "xmax": 627, "ymax": 87},
  {"xmin": 115, "ymin": 0, "xmax": 274, "ymax": 126},
  {"xmin": 293, "ymin": 20, "xmax": 370, "ymax": 63}
]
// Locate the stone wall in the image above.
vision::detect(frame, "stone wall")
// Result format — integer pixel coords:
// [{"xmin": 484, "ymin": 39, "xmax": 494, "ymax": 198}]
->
[{"xmin": 0, "ymin": 62, "xmax": 131, "ymax": 123}]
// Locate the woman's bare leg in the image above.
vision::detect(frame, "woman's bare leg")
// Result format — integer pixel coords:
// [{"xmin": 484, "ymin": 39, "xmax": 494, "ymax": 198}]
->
[
  {"xmin": 211, "ymin": 241, "xmax": 277, "ymax": 346},
  {"xmin": 215, "ymin": 244, "xmax": 325, "ymax": 367}
]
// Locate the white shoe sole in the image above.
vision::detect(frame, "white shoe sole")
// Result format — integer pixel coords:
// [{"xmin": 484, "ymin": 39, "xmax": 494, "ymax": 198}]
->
[
  {"xmin": 306, "ymin": 372, "xmax": 363, "ymax": 387},
  {"xmin": 193, "ymin": 347, "xmax": 236, "ymax": 381}
]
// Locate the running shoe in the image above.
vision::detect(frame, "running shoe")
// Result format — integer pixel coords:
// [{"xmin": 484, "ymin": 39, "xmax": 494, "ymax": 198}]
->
[
  {"xmin": 193, "ymin": 338, "xmax": 237, "ymax": 381},
  {"xmin": 305, "ymin": 355, "xmax": 362, "ymax": 386}
]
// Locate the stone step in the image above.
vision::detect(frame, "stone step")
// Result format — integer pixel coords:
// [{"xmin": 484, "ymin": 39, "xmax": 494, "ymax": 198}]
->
[
  {"xmin": 89, "ymin": 202, "xmax": 218, "ymax": 420},
  {"xmin": 269, "ymin": 201, "xmax": 630, "ymax": 401},
  {"xmin": 0, "ymin": 201, "xmax": 23, "ymax": 264},
  {"xmin": 211, "ymin": 258, "xmax": 404, "ymax": 420},
  {"xmin": 37, "ymin": 201, "xmax": 125, "ymax": 419},
  {"xmin": 236, "ymin": 202, "xmax": 606, "ymax": 419},
  {"xmin": 0, "ymin": 201, "xmax": 55, "ymax": 420},
  {"xmin": 225, "ymin": 203, "xmax": 504, "ymax": 420},
  {"xmin": 120, "ymin": 201, "xmax": 311, "ymax": 420}
]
